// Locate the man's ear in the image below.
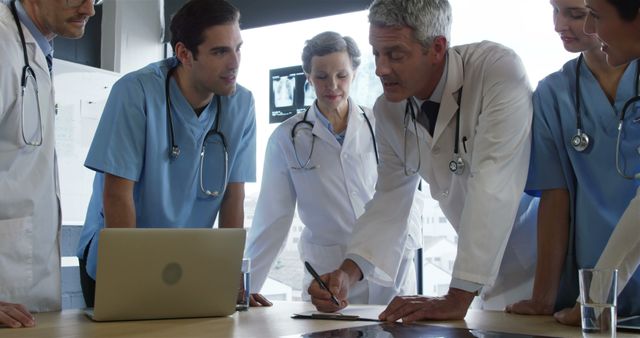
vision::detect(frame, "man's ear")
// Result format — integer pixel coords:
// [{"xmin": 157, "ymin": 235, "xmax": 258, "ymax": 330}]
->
[
  {"xmin": 174, "ymin": 42, "xmax": 193, "ymax": 67},
  {"xmin": 430, "ymin": 36, "xmax": 448, "ymax": 62}
]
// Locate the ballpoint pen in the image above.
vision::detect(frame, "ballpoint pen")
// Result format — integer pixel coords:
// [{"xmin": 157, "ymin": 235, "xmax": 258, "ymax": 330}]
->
[{"xmin": 304, "ymin": 261, "xmax": 340, "ymax": 306}]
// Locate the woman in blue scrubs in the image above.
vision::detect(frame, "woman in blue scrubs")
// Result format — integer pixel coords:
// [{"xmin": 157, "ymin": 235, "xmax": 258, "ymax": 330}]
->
[
  {"xmin": 553, "ymin": 0, "xmax": 640, "ymax": 325},
  {"xmin": 506, "ymin": 0, "xmax": 640, "ymax": 320}
]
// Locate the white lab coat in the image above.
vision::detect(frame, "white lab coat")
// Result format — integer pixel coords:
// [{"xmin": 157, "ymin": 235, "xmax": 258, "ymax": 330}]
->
[
  {"xmin": 0, "ymin": 3, "xmax": 61, "ymax": 312},
  {"xmin": 347, "ymin": 41, "xmax": 537, "ymax": 309},
  {"xmin": 246, "ymin": 98, "xmax": 425, "ymax": 304},
  {"xmin": 594, "ymin": 187, "xmax": 640, "ymax": 295}
]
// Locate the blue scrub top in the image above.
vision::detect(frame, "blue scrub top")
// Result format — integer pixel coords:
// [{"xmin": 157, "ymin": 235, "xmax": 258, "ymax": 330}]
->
[
  {"xmin": 76, "ymin": 57, "xmax": 256, "ymax": 279},
  {"xmin": 527, "ymin": 56, "xmax": 640, "ymax": 316}
]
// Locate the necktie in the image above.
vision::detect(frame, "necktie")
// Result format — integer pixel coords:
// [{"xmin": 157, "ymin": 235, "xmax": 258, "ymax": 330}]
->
[
  {"xmin": 418, "ymin": 100, "xmax": 440, "ymax": 136},
  {"xmin": 46, "ymin": 53, "xmax": 53, "ymax": 74}
]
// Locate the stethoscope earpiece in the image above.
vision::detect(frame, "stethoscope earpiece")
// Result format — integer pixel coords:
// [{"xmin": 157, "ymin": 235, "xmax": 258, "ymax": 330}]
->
[{"xmin": 571, "ymin": 130, "xmax": 590, "ymax": 152}]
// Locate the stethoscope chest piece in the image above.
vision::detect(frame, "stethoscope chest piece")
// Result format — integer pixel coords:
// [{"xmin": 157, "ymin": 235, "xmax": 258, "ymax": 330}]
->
[
  {"xmin": 449, "ymin": 155, "xmax": 465, "ymax": 175},
  {"xmin": 571, "ymin": 130, "xmax": 590, "ymax": 152},
  {"xmin": 170, "ymin": 145, "xmax": 180, "ymax": 159}
]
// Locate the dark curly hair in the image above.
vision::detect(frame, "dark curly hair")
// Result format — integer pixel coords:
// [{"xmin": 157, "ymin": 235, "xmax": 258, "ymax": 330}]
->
[
  {"xmin": 169, "ymin": 0, "xmax": 240, "ymax": 59},
  {"xmin": 606, "ymin": 0, "xmax": 639, "ymax": 21}
]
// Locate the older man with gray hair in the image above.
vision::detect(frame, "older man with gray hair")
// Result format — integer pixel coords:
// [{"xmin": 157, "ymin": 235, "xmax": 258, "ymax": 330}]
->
[{"xmin": 308, "ymin": 0, "xmax": 538, "ymax": 322}]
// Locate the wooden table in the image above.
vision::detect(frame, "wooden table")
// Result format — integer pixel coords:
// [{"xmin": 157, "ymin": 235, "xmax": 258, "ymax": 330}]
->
[{"xmin": 1, "ymin": 301, "xmax": 634, "ymax": 337}]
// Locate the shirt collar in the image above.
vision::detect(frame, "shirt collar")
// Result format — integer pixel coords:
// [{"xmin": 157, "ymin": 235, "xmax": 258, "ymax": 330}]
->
[
  {"xmin": 313, "ymin": 100, "xmax": 347, "ymax": 144},
  {"xmin": 411, "ymin": 54, "xmax": 448, "ymax": 108},
  {"xmin": 13, "ymin": 0, "xmax": 54, "ymax": 58},
  {"xmin": 427, "ymin": 54, "xmax": 448, "ymax": 104}
]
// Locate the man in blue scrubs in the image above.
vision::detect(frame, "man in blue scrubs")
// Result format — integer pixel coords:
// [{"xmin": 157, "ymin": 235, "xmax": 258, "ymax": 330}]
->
[{"xmin": 76, "ymin": 0, "xmax": 256, "ymax": 307}]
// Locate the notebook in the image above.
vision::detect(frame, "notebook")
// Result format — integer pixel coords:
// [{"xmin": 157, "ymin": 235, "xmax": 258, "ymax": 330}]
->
[{"xmin": 85, "ymin": 227, "xmax": 245, "ymax": 321}]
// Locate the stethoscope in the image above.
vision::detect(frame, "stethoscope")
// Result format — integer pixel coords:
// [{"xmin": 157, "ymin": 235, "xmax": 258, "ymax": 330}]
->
[
  {"xmin": 572, "ymin": 54, "xmax": 640, "ymax": 180},
  {"xmin": 616, "ymin": 91, "xmax": 640, "ymax": 180},
  {"xmin": 290, "ymin": 103, "xmax": 378, "ymax": 170},
  {"xmin": 10, "ymin": 0, "xmax": 43, "ymax": 147},
  {"xmin": 403, "ymin": 86, "xmax": 465, "ymax": 176},
  {"xmin": 571, "ymin": 54, "xmax": 590, "ymax": 152},
  {"xmin": 165, "ymin": 66, "xmax": 229, "ymax": 197}
]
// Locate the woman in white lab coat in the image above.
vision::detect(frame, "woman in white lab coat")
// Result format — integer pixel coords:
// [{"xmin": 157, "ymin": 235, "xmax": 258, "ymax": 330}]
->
[{"xmin": 245, "ymin": 31, "xmax": 424, "ymax": 306}]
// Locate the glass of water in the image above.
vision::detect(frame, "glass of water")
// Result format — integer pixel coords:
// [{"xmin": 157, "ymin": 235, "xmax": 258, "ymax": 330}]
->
[
  {"xmin": 579, "ymin": 268, "xmax": 618, "ymax": 338},
  {"xmin": 236, "ymin": 257, "xmax": 251, "ymax": 311}
]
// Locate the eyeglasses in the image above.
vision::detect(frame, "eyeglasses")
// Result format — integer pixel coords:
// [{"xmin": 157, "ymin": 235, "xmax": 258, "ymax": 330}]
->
[{"xmin": 66, "ymin": 0, "xmax": 103, "ymax": 8}]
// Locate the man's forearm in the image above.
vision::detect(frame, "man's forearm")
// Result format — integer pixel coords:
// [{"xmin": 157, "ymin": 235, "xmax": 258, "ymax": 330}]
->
[
  {"xmin": 103, "ymin": 174, "xmax": 136, "ymax": 228},
  {"xmin": 219, "ymin": 182, "xmax": 244, "ymax": 228}
]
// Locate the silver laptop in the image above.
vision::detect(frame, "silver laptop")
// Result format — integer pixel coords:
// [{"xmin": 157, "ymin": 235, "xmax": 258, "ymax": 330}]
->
[{"xmin": 85, "ymin": 228, "xmax": 245, "ymax": 321}]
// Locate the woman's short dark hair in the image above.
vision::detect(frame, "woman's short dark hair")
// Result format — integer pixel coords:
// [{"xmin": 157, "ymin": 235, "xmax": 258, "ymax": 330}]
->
[
  {"xmin": 170, "ymin": 0, "xmax": 240, "ymax": 58},
  {"xmin": 606, "ymin": 0, "xmax": 639, "ymax": 21},
  {"xmin": 301, "ymin": 31, "xmax": 361, "ymax": 74}
]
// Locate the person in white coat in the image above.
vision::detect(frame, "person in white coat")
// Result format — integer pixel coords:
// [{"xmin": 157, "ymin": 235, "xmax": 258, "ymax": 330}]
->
[
  {"xmin": 309, "ymin": 0, "xmax": 538, "ymax": 321},
  {"xmin": 245, "ymin": 31, "xmax": 425, "ymax": 307},
  {"xmin": 0, "ymin": 0, "xmax": 97, "ymax": 328}
]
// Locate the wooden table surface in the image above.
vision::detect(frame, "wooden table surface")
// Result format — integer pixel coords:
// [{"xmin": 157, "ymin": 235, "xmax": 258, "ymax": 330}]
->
[{"xmin": 0, "ymin": 301, "xmax": 634, "ymax": 338}]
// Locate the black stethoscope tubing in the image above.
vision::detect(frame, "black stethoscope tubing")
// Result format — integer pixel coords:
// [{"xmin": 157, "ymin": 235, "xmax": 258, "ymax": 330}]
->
[
  {"xmin": 573, "ymin": 53, "xmax": 640, "ymax": 152},
  {"xmin": 404, "ymin": 85, "xmax": 464, "ymax": 175},
  {"xmin": 10, "ymin": 0, "xmax": 33, "ymax": 87},
  {"xmin": 290, "ymin": 103, "xmax": 378, "ymax": 168},
  {"xmin": 10, "ymin": 0, "xmax": 44, "ymax": 147},
  {"xmin": 165, "ymin": 65, "xmax": 225, "ymax": 159},
  {"xmin": 165, "ymin": 65, "xmax": 229, "ymax": 197}
]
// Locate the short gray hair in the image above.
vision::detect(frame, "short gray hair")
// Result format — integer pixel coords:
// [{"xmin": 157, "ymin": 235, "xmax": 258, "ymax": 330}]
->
[
  {"xmin": 301, "ymin": 31, "xmax": 361, "ymax": 74},
  {"xmin": 368, "ymin": 0, "xmax": 452, "ymax": 48}
]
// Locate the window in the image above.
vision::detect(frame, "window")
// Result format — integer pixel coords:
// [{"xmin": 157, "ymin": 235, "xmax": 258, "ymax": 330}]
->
[
  {"xmin": 237, "ymin": 1, "xmax": 571, "ymax": 301},
  {"xmin": 56, "ymin": 1, "xmax": 572, "ymax": 305}
]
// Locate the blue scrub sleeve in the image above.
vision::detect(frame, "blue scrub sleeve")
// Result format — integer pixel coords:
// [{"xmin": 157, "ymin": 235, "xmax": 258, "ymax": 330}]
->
[
  {"xmin": 525, "ymin": 84, "xmax": 569, "ymax": 196},
  {"xmin": 84, "ymin": 75, "xmax": 147, "ymax": 182},
  {"xmin": 228, "ymin": 95, "xmax": 256, "ymax": 183}
]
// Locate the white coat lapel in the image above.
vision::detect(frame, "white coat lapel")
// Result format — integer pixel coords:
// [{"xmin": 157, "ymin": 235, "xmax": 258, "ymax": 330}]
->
[
  {"xmin": 309, "ymin": 105, "xmax": 341, "ymax": 149},
  {"xmin": 20, "ymin": 26, "xmax": 50, "ymax": 79},
  {"xmin": 432, "ymin": 49, "xmax": 464, "ymax": 143},
  {"xmin": 341, "ymin": 99, "xmax": 365, "ymax": 152}
]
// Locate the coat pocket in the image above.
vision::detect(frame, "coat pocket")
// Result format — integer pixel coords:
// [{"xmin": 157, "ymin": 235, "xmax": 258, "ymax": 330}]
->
[{"xmin": 0, "ymin": 216, "xmax": 34, "ymax": 295}]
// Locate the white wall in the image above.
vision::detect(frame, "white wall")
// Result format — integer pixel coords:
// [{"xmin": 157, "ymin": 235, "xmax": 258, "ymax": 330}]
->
[
  {"xmin": 54, "ymin": 60, "xmax": 121, "ymax": 224},
  {"xmin": 101, "ymin": 0, "xmax": 164, "ymax": 74}
]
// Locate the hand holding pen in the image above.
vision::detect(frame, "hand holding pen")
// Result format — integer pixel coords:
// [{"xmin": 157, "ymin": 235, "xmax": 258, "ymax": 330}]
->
[{"xmin": 305, "ymin": 261, "xmax": 343, "ymax": 310}]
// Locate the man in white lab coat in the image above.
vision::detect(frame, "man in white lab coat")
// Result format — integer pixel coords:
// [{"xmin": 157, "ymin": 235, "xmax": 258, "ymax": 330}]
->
[
  {"xmin": 0, "ymin": 0, "xmax": 97, "ymax": 328},
  {"xmin": 309, "ymin": 0, "xmax": 537, "ymax": 321}
]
